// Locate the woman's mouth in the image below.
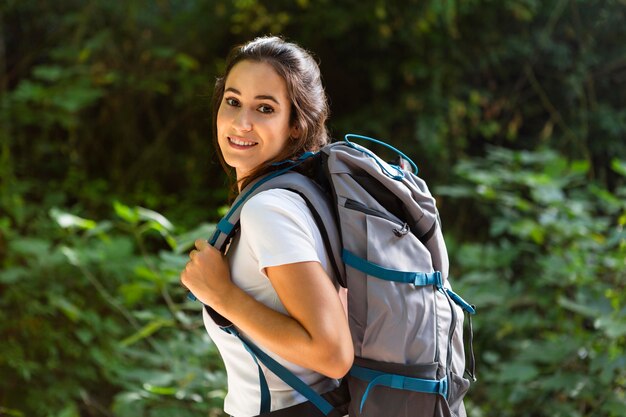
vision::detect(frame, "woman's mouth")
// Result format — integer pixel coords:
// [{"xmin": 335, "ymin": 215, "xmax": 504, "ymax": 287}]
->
[{"xmin": 228, "ymin": 136, "xmax": 258, "ymax": 148}]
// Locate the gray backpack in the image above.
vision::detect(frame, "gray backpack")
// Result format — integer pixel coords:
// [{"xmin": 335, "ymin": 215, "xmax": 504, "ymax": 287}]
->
[{"xmin": 196, "ymin": 134, "xmax": 476, "ymax": 417}]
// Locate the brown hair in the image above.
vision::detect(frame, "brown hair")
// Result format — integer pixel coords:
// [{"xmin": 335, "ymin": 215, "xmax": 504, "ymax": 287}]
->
[{"xmin": 211, "ymin": 36, "xmax": 330, "ymax": 193}]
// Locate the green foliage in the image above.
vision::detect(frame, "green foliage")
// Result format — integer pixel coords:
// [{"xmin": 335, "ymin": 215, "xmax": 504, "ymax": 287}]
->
[
  {"xmin": 0, "ymin": 197, "xmax": 225, "ymax": 416},
  {"xmin": 439, "ymin": 149, "xmax": 626, "ymax": 416}
]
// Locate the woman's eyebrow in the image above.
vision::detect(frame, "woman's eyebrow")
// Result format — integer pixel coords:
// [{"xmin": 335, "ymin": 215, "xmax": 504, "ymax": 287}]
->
[
  {"xmin": 224, "ymin": 87, "xmax": 280, "ymax": 105},
  {"xmin": 255, "ymin": 94, "xmax": 280, "ymax": 105}
]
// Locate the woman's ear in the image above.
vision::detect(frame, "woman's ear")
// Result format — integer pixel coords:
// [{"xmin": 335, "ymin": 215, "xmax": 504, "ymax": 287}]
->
[{"xmin": 290, "ymin": 124, "xmax": 300, "ymax": 139}]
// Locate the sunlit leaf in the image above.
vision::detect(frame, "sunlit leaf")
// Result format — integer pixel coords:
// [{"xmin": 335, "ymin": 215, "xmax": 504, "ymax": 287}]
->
[
  {"xmin": 50, "ymin": 207, "xmax": 97, "ymax": 230},
  {"xmin": 60, "ymin": 246, "xmax": 81, "ymax": 266},
  {"xmin": 114, "ymin": 201, "xmax": 139, "ymax": 224},
  {"xmin": 137, "ymin": 207, "xmax": 174, "ymax": 231},
  {"xmin": 120, "ymin": 319, "xmax": 174, "ymax": 347},
  {"xmin": 611, "ymin": 159, "xmax": 626, "ymax": 177},
  {"xmin": 595, "ymin": 315, "xmax": 626, "ymax": 339},
  {"xmin": 143, "ymin": 384, "xmax": 177, "ymax": 395}
]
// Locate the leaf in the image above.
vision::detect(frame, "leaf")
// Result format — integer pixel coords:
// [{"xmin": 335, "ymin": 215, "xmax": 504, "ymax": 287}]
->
[
  {"xmin": 51, "ymin": 84, "xmax": 103, "ymax": 113},
  {"xmin": 60, "ymin": 246, "xmax": 81, "ymax": 266},
  {"xmin": 172, "ymin": 223, "xmax": 215, "ymax": 254},
  {"xmin": 0, "ymin": 267, "xmax": 28, "ymax": 284},
  {"xmin": 0, "ymin": 407, "xmax": 24, "ymax": 417},
  {"xmin": 10, "ymin": 238, "xmax": 51, "ymax": 257},
  {"xmin": 119, "ymin": 282, "xmax": 157, "ymax": 306},
  {"xmin": 530, "ymin": 184, "xmax": 565, "ymax": 204},
  {"xmin": 134, "ymin": 265, "xmax": 161, "ymax": 282},
  {"xmin": 50, "ymin": 207, "xmax": 97, "ymax": 230},
  {"xmin": 143, "ymin": 384, "xmax": 177, "ymax": 395},
  {"xmin": 158, "ymin": 251, "xmax": 188, "ymax": 271},
  {"xmin": 57, "ymin": 402, "xmax": 80, "ymax": 417},
  {"xmin": 49, "ymin": 296, "xmax": 81, "ymax": 322},
  {"xmin": 137, "ymin": 207, "xmax": 174, "ymax": 231},
  {"xmin": 497, "ymin": 362, "xmax": 539, "ymax": 383},
  {"xmin": 120, "ymin": 319, "xmax": 174, "ymax": 347},
  {"xmin": 611, "ymin": 159, "xmax": 626, "ymax": 177},
  {"xmin": 12, "ymin": 80, "xmax": 47, "ymax": 102},
  {"xmin": 595, "ymin": 315, "xmax": 626, "ymax": 339},
  {"xmin": 114, "ymin": 201, "xmax": 139, "ymax": 224},
  {"xmin": 557, "ymin": 296, "xmax": 601, "ymax": 319},
  {"xmin": 175, "ymin": 53, "xmax": 200, "ymax": 71},
  {"xmin": 32, "ymin": 65, "xmax": 65, "ymax": 82}
]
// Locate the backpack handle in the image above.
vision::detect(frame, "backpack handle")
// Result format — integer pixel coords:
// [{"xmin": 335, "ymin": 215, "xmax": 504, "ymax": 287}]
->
[{"xmin": 344, "ymin": 134, "xmax": 419, "ymax": 175}]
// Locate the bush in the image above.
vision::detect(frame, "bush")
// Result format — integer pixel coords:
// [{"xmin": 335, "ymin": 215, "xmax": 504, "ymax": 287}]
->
[
  {"xmin": 440, "ymin": 149, "xmax": 626, "ymax": 416},
  {"xmin": 0, "ymin": 196, "xmax": 227, "ymax": 417}
]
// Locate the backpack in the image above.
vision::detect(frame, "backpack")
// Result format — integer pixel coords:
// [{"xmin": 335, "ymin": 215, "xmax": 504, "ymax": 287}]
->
[{"xmin": 192, "ymin": 134, "xmax": 476, "ymax": 417}]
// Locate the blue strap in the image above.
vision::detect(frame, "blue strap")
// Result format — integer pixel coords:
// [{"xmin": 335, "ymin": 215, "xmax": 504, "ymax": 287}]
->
[
  {"xmin": 224, "ymin": 327, "xmax": 335, "ymax": 416},
  {"xmin": 342, "ymin": 249, "xmax": 443, "ymax": 288},
  {"xmin": 208, "ymin": 160, "xmax": 311, "ymax": 247},
  {"xmin": 223, "ymin": 327, "xmax": 271, "ymax": 413},
  {"xmin": 217, "ymin": 218, "xmax": 235, "ymax": 235},
  {"xmin": 350, "ymin": 365, "xmax": 448, "ymax": 413},
  {"xmin": 445, "ymin": 288, "xmax": 476, "ymax": 315},
  {"xmin": 344, "ymin": 134, "xmax": 419, "ymax": 177}
]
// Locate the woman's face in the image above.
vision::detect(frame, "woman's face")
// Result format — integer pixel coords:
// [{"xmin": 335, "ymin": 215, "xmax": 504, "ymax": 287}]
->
[{"xmin": 216, "ymin": 60, "xmax": 297, "ymax": 181}]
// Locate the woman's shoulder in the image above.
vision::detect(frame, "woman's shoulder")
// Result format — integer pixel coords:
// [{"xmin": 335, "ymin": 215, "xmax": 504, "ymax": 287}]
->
[
  {"xmin": 242, "ymin": 188, "xmax": 308, "ymax": 215},
  {"xmin": 239, "ymin": 188, "xmax": 320, "ymax": 255},
  {"xmin": 240, "ymin": 188, "xmax": 315, "ymax": 233}
]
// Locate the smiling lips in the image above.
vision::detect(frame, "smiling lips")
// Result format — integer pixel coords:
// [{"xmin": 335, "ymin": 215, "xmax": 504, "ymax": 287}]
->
[{"xmin": 228, "ymin": 136, "xmax": 258, "ymax": 148}]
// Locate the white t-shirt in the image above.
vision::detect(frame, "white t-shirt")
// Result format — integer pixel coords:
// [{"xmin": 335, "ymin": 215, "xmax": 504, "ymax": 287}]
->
[{"xmin": 203, "ymin": 188, "xmax": 339, "ymax": 417}]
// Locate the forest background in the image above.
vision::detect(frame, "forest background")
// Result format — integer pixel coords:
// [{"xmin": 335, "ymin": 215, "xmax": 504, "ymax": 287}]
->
[{"xmin": 1, "ymin": 0, "xmax": 625, "ymax": 416}]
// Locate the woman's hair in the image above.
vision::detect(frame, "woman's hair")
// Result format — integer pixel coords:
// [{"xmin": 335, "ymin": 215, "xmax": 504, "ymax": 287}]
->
[{"xmin": 211, "ymin": 36, "xmax": 330, "ymax": 192}]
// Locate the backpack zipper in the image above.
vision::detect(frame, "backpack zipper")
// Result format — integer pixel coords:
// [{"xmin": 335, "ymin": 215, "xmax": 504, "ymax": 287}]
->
[
  {"xmin": 344, "ymin": 199, "xmax": 410, "ymax": 237},
  {"xmin": 344, "ymin": 198, "xmax": 402, "ymax": 225}
]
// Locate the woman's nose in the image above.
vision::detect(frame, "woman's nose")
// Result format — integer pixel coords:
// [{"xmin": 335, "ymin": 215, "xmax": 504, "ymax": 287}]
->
[{"xmin": 233, "ymin": 108, "xmax": 252, "ymax": 132}]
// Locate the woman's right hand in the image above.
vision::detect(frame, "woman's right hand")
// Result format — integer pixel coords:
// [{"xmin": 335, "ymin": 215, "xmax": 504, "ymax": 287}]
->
[{"xmin": 180, "ymin": 239, "xmax": 235, "ymax": 310}]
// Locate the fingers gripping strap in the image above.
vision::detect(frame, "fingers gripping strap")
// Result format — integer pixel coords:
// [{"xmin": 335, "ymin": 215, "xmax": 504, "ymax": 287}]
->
[
  {"xmin": 342, "ymin": 249, "xmax": 442, "ymax": 287},
  {"xmin": 350, "ymin": 365, "xmax": 448, "ymax": 413},
  {"xmin": 224, "ymin": 327, "xmax": 335, "ymax": 416}
]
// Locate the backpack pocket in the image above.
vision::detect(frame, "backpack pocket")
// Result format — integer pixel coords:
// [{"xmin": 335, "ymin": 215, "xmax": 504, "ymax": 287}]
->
[
  {"xmin": 347, "ymin": 358, "xmax": 442, "ymax": 417},
  {"xmin": 347, "ymin": 358, "xmax": 470, "ymax": 417},
  {"xmin": 346, "ymin": 208, "xmax": 440, "ymax": 364}
]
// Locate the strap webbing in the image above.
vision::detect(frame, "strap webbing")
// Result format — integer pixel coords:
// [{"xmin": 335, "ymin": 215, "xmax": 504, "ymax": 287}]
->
[
  {"xmin": 342, "ymin": 249, "xmax": 442, "ymax": 287},
  {"xmin": 223, "ymin": 327, "xmax": 335, "ymax": 416},
  {"xmin": 216, "ymin": 218, "xmax": 235, "ymax": 235},
  {"xmin": 350, "ymin": 365, "xmax": 448, "ymax": 413},
  {"xmin": 223, "ymin": 327, "xmax": 271, "ymax": 414},
  {"xmin": 444, "ymin": 288, "xmax": 476, "ymax": 315}
]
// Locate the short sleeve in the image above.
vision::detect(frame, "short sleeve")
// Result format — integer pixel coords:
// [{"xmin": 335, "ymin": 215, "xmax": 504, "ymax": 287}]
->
[{"xmin": 240, "ymin": 189, "xmax": 321, "ymax": 275}]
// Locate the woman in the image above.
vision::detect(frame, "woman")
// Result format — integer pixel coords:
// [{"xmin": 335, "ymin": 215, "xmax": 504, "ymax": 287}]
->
[{"xmin": 180, "ymin": 36, "xmax": 353, "ymax": 417}]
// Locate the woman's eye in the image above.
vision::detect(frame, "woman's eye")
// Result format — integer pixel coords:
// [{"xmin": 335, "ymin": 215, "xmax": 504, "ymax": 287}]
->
[
  {"xmin": 225, "ymin": 97, "xmax": 240, "ymax": 106},
  {"xmin": 258, "ymin": 104, "xmax": 274, "ymax": 114}
]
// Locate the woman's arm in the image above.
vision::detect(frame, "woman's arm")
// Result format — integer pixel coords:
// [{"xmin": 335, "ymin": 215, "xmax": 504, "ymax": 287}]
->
[{"xmin": 181, "ymin": 239, "xmax": 353, "ymax": 379}]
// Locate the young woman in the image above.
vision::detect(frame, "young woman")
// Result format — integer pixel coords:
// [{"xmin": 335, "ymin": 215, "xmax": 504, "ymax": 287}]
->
[{"xmin": 180, "ymin": 36, "xmax": 353, "ymax": 417}]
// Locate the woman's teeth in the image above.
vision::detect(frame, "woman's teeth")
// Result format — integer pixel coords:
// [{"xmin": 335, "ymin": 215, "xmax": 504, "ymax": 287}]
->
[{"xmin": 229, "ymin": 137, "xmax": 257, "ymax": 146}]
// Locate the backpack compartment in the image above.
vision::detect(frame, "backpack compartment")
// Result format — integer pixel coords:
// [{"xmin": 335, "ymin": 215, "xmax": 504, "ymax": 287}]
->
[{"xmin": 340, "ymin": 200, "xmax": 439, "ymax": 364}]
